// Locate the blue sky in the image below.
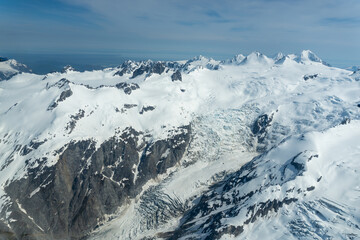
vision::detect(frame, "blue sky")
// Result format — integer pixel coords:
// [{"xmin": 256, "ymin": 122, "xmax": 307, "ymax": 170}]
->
[{"xmin": 1, "ymin": 0, "xmax": 360, "ymax": 67}]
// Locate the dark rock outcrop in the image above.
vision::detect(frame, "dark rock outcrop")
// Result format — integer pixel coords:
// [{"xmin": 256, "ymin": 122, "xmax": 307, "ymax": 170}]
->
[
  {"xmin": 251, "ymin": 113, "xmax": 273, "ymax": 152},
  {"xmin": 3, "ymin": 125, "xmax": 191, "ymax": 239},
  {"xmin": 65, "ymin": 109, "xmax": 85, "ymax": 134},
  {"xmin": 303, "ymin": 74, "xmax": 318, "ymax": 81},
  {"xmin": 114, "ymin": 60, "xmax": 181, "ymax": 78},
  {"xmin": 139, "ymin": 106, "xmax": 155, "ymax": 114},
  {"xmin": 115, "ymin": 82, "xmax": 140, "ymax": 95},
  {"xmin": 113, "ymin": 68, "xmax": 127, "ymax": 77},
  {"xmin": 151, "ymin": 62, "xmax": 165, "ymax": 75},
  {"xmin": 47, "ymin": 78, "xmax": 71, "ymax": 89},
  {"xmin": 47, "ymin": 89, "xmax": 73, "ymax": 111},
  {"xmin": 131, "ymin": 65, "xmax": 150, "ymax": 79},
  {"xmin": 0, "ymin": 221, "xmax": 16, "ymax": 240},
  {"xmin": 341, "ymin": 118, "xmax": 351, "ymax": 125},
  {"xmin": 171, "ymin": 70, "xmax": 182, "ymax": 82},
  {"xmin": 0, "ymin": 72, "xmax": 17, "ymax": 81},
  {"xmin": 21, "ymin": 140, "xmax": 47, "ymax": 156}
]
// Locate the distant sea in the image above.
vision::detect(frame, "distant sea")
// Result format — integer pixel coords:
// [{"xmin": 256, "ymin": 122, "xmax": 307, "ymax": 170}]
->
[{"xmin": 0, "ymin": 53, "xmax": 144, "ymax": 74}]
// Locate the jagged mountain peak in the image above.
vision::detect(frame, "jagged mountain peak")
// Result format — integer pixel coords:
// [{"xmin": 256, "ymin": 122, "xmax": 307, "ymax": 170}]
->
[
  {"xmin": 273, "ymin": 52, "xmax": 285, "ymax": 62},
  {"xmin": 183, "ymin": 55, "xmax": 220, "ymax": 71},
  {"xmin": 274, "ymin": 54, "xmax": 298, "ymax": 65},
  {"xmin": 240, "ymin": 51, "xmax": 274, "ymax": 65},
  {"xmin": 301, "ymin": 49, "xmax": 320, "ymax": 60},
  {"xmin": 299, "ymin": 50, "xmax": 330, "ymax": 66},
  {"xmin": 61, "ymin": 65, "xmax": 76, "ymax": 73},
  {"xmin": 223, "ymin": 54, "xmax": 246, "ymax": 65},
  {"xmin": 188, "ymin": 54, "xmax": 210, "ymax": 61}
]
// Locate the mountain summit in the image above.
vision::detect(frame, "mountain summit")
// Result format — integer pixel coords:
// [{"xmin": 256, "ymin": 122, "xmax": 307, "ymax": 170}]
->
[
  {"xmin": 300, "ymin": 50, "xmax": 330, "ymax": 66},
  {"xmin": 0, "ymin": 57, "xmax": 31, "ymax": 81}
]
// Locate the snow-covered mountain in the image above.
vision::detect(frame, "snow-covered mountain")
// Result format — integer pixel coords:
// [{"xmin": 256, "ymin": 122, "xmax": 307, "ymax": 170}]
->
[
  {"xmin": 0, "ymin": 57, "xmax": 31, "ymax": 81},
  {"xmin": 0, "ymin": 50, "xmax": 359, "ymax": 239}
]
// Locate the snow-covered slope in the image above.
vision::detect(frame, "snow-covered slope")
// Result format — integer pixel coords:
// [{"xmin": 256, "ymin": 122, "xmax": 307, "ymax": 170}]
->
[
  {"xmin": 0, "ymin": 57, "xmax": 31, "ymax": 81},
  {"xmin": 351, "ymin": 68, "xmax": 360, "ymax": 81},
  {"xmin": 0, "ymin": 51, "xmax": 359, "ymax": 239}
]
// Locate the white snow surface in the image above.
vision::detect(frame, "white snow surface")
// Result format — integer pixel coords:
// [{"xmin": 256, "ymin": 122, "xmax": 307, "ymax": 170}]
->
[
  {"xmin": 0, "ymin": 50, "xmax": 359, "ymax": 238},
  {"xmin": 0, "ymin": 59, "xmax": 30, "ymax": 80}
]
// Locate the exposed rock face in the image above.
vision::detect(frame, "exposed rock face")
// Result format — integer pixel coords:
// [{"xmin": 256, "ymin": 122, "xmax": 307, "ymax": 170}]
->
[
  {"xmin": 113, "ymin": 68, "xmax": 127, "ymax": 77},
  {"xmin": 130, "ymin": 62, "xmax": 166, "ymax": 78},
  {"xmin": 0, "ymin": 72, "xmax": 17, "ymax": 81},
  {"xmin": 171, "ymin": 70, "xmax": 182, "ymax": 82},
  {"xmin": 0, "ymin": 221, "xmax": 16, "ymax": 240},
  {"xmin": 20, "ymin": 140, "xmax": 47, "ymax": 156},
  {"xmin": 114, "ymin": 60, "xmax": 181, "ymax": 78},
  {"xmin": 151, "ymin": 62, "xmax": 165, "ymax": 75},
  {"xmin": 115, "ymin": 82, "xmax": 140, "ymax": 95},
  {"xmin": 2, "ymin": 125, "xmax": 191, "ymax": 240},
  {"xmin": 48, "ymin": 89, "xmax": 73, "ymax": 110},
  {"xmin": 251, "ymin": 113, "xmax": 273, "ymax": 152},
  {"xmin": 65, "ymin": 109, "xmax": 85, "ymax": 134},
  {"xmin": 131, "ymin": 65, "xmax": 150, "ymax": 79},
  {"xmin": 139, "ymin": 106, "xmax": 155, "ymax": 114},
  {"xmin": 303, "ymin": 74, "xmax": 318, "ymax": 81},
  {"xmin": 113, "ymin": 61, "xmax": 136, "ymax": 77},
  {"xmin": 47, "ymin": 78, "xmax": 71, "ymax": 89}
]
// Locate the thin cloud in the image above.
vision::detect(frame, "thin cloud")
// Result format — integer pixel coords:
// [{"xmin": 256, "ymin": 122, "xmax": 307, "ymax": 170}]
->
[
  {"xmin": 204, "ymin": 10, "xmax": 222, "ymax": 18},
  {"xmin": 0, "ymin": 0, "xmax": 359, "ymax": 67},
  {"xmin": 321, "ymin": 17, "xmax": 360, "ymax": 26},
  {"xmin": 230, "ymin": 26, "xmax": 254, "ymax": 32}
]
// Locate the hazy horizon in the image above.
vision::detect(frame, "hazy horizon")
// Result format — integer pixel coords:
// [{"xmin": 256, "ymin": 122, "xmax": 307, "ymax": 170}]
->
[
  {"xmin": 1, "ymin": 0, "xmax": 360, "ymax": 72},
  {"xmin": 2, "ymin": 49, "xmax": 359, "ymax": 75}
]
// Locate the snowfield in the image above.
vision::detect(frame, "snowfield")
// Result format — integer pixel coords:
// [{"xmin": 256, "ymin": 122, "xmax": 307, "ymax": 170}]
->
[{"xmin": 0, "ymin": 50, "xmax": 359, "ymax": 239}]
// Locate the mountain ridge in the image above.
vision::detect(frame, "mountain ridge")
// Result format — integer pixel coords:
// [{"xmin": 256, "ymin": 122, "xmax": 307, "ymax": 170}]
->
[{"xmin": 0, "ymin": 50, "xmax": 333, "ymax": 79}]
